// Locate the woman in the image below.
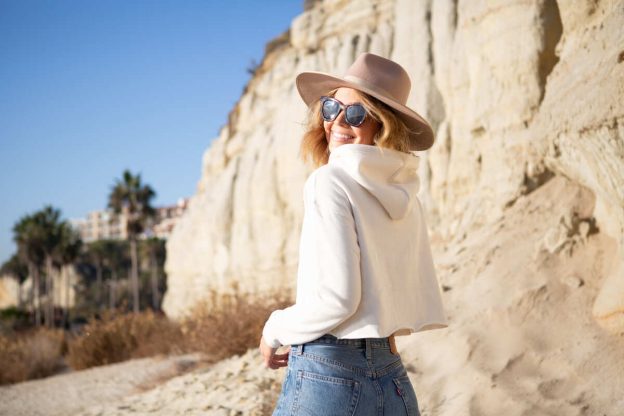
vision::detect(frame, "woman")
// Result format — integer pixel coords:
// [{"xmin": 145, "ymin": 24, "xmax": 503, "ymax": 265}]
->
[{"xmin": 259, "ymin": 53, "xmax": 448, "ymax": 415}]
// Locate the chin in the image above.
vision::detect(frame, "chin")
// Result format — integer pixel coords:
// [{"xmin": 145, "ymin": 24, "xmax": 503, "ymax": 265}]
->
[
  {"xmin": 329, "ymin": 142, "xmax": 344, "ymax": 152},
  {"xmin": 331, "ymin": 140, "xmax": 354, "ymax": 148}
]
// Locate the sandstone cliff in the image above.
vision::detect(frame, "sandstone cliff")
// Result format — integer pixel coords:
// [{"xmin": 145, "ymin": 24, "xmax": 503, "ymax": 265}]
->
[
  {"xmin": 164, "ymin": 0, "xmax": 623, "ymax": 330},
  {"xmin": 162, "ymin": 0, "xmax": 624, "ymax": 414}
]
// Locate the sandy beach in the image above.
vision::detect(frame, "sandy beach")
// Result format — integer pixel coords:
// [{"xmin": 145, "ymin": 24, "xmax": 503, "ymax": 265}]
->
[
  {"xmin": 0, "ymin": 353, "xmax": 203, "ymax": 416},
  {"xmin": 0, "ymin": 348, "xmax": 286, "ymax": 416}
]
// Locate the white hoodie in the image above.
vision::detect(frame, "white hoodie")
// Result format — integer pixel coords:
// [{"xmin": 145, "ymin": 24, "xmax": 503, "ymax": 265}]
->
[{"xmin": 262, "ymin": 143, "xmax": 448, "ymax": 348}]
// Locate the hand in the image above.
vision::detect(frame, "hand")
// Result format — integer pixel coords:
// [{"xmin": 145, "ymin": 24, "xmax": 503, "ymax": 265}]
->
[{"xmin": 259, "ymin": 336, "xmax": 290, "ymax": 370}]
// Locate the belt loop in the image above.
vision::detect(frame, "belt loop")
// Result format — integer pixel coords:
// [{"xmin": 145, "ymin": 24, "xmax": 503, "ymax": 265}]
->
[
  {"xmin": 294, "ymin": 343, "xmax": 304, "ymax": 356},
  {"xmin": 365, "ymin": 339, "xmax": 373, "ymax": 360},
  {"xmin": 389, "ymin": 335, "xmax": 399, "ymax": 355}
]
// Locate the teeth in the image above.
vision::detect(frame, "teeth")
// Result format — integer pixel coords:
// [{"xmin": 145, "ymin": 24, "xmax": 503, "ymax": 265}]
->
[{"xmin": 332, "ymin": 132, "xmax": 354, "ymax": 141}]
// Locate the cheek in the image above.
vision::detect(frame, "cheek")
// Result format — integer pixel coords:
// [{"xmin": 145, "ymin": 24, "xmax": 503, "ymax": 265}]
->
[
  {"xmin": 324, "ymin": 122, "xmax": 331, "ymax": 140},
  {"xmin": 359, "ymin": 124, "xmax": 379, "ymax": 144}
]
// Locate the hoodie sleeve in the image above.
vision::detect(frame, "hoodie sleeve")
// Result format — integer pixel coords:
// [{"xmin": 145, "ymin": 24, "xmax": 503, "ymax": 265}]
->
[{"xmin": 262, "ymin": 169, "xmax": 362, "ymax": 348}]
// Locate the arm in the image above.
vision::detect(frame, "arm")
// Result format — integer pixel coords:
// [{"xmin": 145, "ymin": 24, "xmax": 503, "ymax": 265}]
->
[{"xmin": 262, "ymin": 171, "xmax": 362, "ymax": 348}]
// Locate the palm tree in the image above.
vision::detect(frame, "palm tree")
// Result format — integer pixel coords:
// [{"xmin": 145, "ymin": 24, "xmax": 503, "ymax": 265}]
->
[
  {"xmin": 54, "ymin": 222, "xmax": 82, "ymax": 328},
  {"xmin": 108, "ymin": 170, "xmax": 156, "ymax": 313},
  {"xmin": 13, "ymin": 214, "xmax": 45, "ymax": 325},
  {"xmin": 86, "ymin": 240, "xmax": 109, "ymax": 310},
  {"xmin": 106, "ymin": 239, "xmax": 129, "ymax": 310},
  {"xmin": 140, "ymin": 237, "xmax": 166, "ymax": 311},
  {"xmin": 31, "ymin": 206, "xmax": 65, "ymax": 327}
]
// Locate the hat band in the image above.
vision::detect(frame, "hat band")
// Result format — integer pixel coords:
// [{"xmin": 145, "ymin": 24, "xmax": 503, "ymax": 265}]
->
[{"xmin": 344, "ymin": 75, "xmax": 404, "ymax": 105}]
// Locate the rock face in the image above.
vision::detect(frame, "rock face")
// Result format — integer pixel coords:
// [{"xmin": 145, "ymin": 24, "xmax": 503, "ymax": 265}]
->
[
  {"xmin": 0, "ymin": 266, "xmax": 77, "ymax": 310},
  {"xmin": 163, "ymin": 0, "xmax": 623, "ymax": 330},
  {"xmin": 162, "ymin": 0, "xmax": 624, "ymax": 412},
  {"xmin": 0, "ymin": 276, "xmax": 19, "ymax": 309}
]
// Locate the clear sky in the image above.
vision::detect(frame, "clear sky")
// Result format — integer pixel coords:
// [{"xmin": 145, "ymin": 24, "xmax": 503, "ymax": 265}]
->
[{"xmin": 0, "ymin": 0, "xmax": 303, "ymax": 265}]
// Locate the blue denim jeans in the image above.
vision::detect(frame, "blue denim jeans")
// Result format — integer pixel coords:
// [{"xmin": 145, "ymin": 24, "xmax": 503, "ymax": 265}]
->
[{"xmin": 272, "ymin": 334, "xmax": 421, "ymax": 415}]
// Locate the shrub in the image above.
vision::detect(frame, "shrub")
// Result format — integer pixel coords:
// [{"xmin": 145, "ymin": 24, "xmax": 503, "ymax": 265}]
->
[
  {"xmin": 5, "ymin": 289, "xmax": 294, "ymax": 381},
  {"xmin": 0, "ymin": 328, "xmax": 66, "ymax": 385},
  {"xmin": 66, "ymin": 309, "xmax": 184, "ymax": 370},
  {"xmin": 179, "ymin": 289, "xmax": 292, "ymax": 363},
  {"xmin": 0, "ymin": 307, "xmax": 32, "ymax": 335}
]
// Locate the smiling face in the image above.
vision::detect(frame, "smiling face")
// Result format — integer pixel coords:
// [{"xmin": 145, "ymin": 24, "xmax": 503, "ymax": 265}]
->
[{"xmin": 324, "ymin": 87, "xmax": 381, "ymax": 153}]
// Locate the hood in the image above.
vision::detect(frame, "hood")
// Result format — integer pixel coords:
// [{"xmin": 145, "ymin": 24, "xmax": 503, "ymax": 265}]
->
[{"xmin": 328, "ymin": 144, "xmax": 421, "ymax": 220}]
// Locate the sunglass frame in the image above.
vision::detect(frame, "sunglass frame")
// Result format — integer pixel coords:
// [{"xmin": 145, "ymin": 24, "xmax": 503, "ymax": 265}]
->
[{"xmin": 320, "ymin": 96, "xmax": 368, "ymax": 127}]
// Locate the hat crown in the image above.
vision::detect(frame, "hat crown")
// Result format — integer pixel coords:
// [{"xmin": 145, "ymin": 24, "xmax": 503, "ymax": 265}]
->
[{"xmin": 344, "ymin": 53, "xmax": 411, "ymax": 105}]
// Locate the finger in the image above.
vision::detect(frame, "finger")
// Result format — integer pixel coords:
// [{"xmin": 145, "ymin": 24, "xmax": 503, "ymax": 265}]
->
[
  {"xmin": 271, "ymin": 357, "xmax": 289, "ymax": 367},
  {"xmin": 263, "ymin": 355, "xmax": 274, "ymax": 368},
  {"xmin": 273, "ymin": 356, "xmax": 289, "ymax": 364},
  {"xmin": 273, "ymin": 352, "xmax": 289, "ymax": 359},
  {"xmin": 278, "ymin": 347, "xmax": 291, "ymax": 355}
]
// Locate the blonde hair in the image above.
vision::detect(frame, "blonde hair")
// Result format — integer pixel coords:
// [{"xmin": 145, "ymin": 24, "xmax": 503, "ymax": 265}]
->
[{"xmin": 299, "ymin": 89, "xmax": 413, "ymax": 168}]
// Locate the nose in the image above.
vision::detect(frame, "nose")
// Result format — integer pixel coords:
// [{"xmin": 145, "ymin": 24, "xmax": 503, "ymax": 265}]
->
[{"xmin": 334, "ymin": 109, "xmax": 349, "ymax": 127}]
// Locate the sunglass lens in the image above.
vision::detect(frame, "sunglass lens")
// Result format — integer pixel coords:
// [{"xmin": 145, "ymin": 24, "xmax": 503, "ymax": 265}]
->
[
  {"xmin": 346, "ymin": 104, "xmax": 366, "ymax": 126},
  {"xmin": 321, "ymin": 99, "xmax": 340, "ymax": 121}
]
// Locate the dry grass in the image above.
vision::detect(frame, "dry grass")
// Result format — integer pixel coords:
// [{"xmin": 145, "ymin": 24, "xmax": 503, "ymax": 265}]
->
[
  {"xmin": 179, "ymin": 289, "xmax": 292, "ymax": 363},
  {"xmin": 1, "ymin": 289, "xmax": 293, "ymax": 384},
  {"xmin": 65, "ymin": 288, "xmax": 292, "ymax": 368},
  {"xmin": 66, "ymin": 309, "xmax": 184, "ymax": 370},
  {"xmin": 0, "ymin": 328, "xmax": 66, "ymax": 385}
]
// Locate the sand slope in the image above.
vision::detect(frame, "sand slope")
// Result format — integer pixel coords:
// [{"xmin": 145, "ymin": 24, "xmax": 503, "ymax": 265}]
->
[
  {"xmin": 397, "ymin": 175, "xmax": 624, "ymax": 415},
  {"xmin": 0, "ymin": 354, "xmax": 203, "ymax": 416}
]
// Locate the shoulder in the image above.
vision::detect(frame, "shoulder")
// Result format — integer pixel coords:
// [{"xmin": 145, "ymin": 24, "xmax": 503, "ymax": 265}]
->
[
  {"xmin": 311, "ymin": 164, "xmax": 352, "ymax": 196},
  {"xmin": 305, "ymin": 164, "xmax": 353, "ymax": 210}
]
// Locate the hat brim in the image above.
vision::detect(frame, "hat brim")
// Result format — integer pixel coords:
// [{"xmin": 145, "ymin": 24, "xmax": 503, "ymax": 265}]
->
[{"xmin": 296, "ymin": 71, "xmax": 434, "ymax": 151}]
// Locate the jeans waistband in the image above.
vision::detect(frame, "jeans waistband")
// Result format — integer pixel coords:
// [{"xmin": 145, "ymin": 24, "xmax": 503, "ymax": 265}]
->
[{"xmin": 307, "ymin": 334, "xmax": 392, "ymax": 349}]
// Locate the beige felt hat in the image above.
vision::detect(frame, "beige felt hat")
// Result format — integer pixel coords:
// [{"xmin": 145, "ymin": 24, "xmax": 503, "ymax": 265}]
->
[{"xmin": 296, "ymin": 53, "xmax": 435, "ymax": 151}]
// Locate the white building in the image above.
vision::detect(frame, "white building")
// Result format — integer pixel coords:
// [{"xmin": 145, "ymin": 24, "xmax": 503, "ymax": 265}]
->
[{"xmin": 70, "ymin": 198, "xmax": 189, "ymax": 242}]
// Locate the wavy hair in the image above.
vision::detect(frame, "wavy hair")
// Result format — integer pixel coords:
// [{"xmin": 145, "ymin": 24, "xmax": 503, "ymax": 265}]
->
[{"xmin": 299, "ymin": 89, "xmax": 413, "ymax": 168}]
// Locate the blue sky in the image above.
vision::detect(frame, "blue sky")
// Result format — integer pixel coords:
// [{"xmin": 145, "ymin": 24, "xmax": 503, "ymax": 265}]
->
[{"xmin": 0, "ymin": 1, "xmax": 303, "ymax": 264}]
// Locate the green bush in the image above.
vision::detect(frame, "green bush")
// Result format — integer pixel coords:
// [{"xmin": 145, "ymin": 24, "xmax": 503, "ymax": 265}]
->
[{"xmin": 0, "ymin": 307, "xmax": 31, "ymax": 335}]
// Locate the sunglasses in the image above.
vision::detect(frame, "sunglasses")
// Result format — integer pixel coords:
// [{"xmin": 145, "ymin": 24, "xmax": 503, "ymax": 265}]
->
[{"xmin": 320, "ymin": 96, "xmax": 368, "ymax": 127}]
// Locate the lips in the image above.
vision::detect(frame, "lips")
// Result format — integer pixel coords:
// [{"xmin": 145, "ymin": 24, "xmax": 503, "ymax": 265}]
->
[{"xmin": 331, "ymin": 131, "xmax": 355, "ymax": 142}]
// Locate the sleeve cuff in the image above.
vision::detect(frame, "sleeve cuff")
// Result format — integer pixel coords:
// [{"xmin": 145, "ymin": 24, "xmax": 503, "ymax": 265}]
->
[
  {"xmin": 262, "ymin": 328, "xmax": 282, "ymax": 348},
  {"xmin": 262, "ymin": 314, "xmax": 283, "ymax": 348}
]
